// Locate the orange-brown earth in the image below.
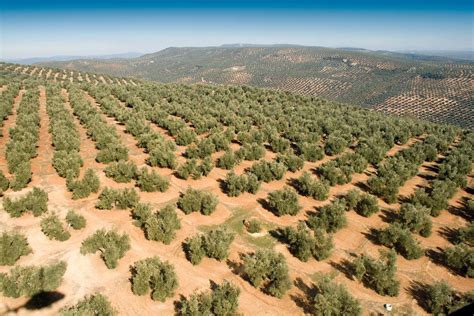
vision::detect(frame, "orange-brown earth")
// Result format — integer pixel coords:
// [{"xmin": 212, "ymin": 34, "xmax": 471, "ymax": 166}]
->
[{"xmin": 0, "ymin": 88, "xmax": 472, "ymax": 316}]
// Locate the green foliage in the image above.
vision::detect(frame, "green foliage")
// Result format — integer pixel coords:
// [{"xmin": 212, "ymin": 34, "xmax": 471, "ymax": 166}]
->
[
  {"xmin": 52, "ymin": 151, "xmax": 83, "ymax": 178},
  {"xmin": 276, "ymin": 152, "xmax": 304, "ymax": 172},
  {"xmin": 136, "ymin": 167, "xmax": 169, "ymax": 192},
  {"xmin": 3, "ymin": 187, "xmax": 48, "ymax": 217},
  {"xmin": 444, "ymin": 243, "xmax": 474, "ymax": 277},
  {"xmin": 309, "ymin": 273, "xmax": 362, "ymax": 316},
  {"xmin": 267, "ymin": 186, "xmax": 301, "ymax": 216},
  {"xmin": 324, "ymin": 134, "xmax": 348, "ymax": 156},
  {"xmin": 104, "ymin": 160, "xmax": 137, "ymax": 183},
  {"xmin": 147, "ymin": 146, "xmax": 177, "ymax": 169},
  {"xmin": 0, "ymin": 261, "xmax": 67, "ymax": 298},
  {"xmin": 46, "ymin": 85, "xmax": 82, "ymax": 178},
  {"xmin": 5, "ymin": 89, "xmax": 39, "ymax": 190},
  {"xmin": 248, "ymin": 160, "xmax": 287, "ymax": 183},
  {"xmin": 68, "ymin": 86, "xmax": 129, "ymax": 163},
  {"xmin": 184, "ymin": 228, "xmax": 235, "ymax": 264},
  {"xmin": 354, "ymin": 193, "xmax": 379, "ymax": 217},
  {"xmin": 410, "ymin": 179, "xmax": 457, "ymax": 216},
  {"xmin": 396, "ymin": 203, "xmax": 432, "ymax": 237},
  {"xmin": 65, "ymin": 210, "xmax": 86, "ymax": 230},
  {"xmin": 224, "ymin": 171, "xmax": 260, "ymax": 197},
  {"xmin": 60, "ymin": 294, "xmax": 116, "ymax": 316},
  {"xmin": 351, "ymin": 249, "xmax": 400, "ymax": 296},
  {"xmin": 176, "ymin": 157, "xmax": 214, "ymax": 180},
  {"xmin": 0, "ymin": 232, "xmax": 32, "ymax": 265},
  {"xmin": 376, "ymin": 224, "xmax": 424, "ymax": 260},
  {"xmin": 236, "ymin": 143, "xmax": 266, "ymax": 161},
  {"xmin": 80, "ymin": 229, "xmax": 131, "ymax": 269},
  {"xmin": 175, "ymin": 127, "xmax": 197, "ymax": 146},
  {"xmin": 424, "ymin": 281, "xmax": 474, "ymax": 315},
  {"xmin": 40, "ymin": 213, "xmax": 71, "ymax": 241},
  {"xmin": 177, "ymin": 187, "xmax": 218, "ymax": 215},
  {"xmin": 270, "ymin": 137, "xmax": 290, "ymax": 153},
  {"xmin": 0, "ymin": 170, "xmax": 9, "ymax": 195},
  {"xmin": 183, "ymin": 235, "xmax": 205, "ymax": 265},
  {"xmin": 143, "ymin": 205, "xmax": 181, "ymax": 244},
  {"xmin": 95, "ymin": 187, "xmax": 139, "ymax": 210},
  {"xmin": 217, "ymin": 150, "xmax": 240, "ymax": 170},
  {"xmin": 281, "ymin": 223, "xmax": 333, "ymax": 261},
  {"xmin": 131, "ymin": 256, "xmax": 178, "ymax": 301},
  {"xmin": 66, "ymin": 168, "xmax": 100, "ymax": 199},
  {"xmin": 307, "ymin": 199, "xmax": 347, "ymax": 233},
  {"xmin": 294, "ymin": 172, "xmax": 330, "ymax": 200},
  {"xmin": 298, "ymin": 142, "xmax": 324, "ymax": 162},
  {"xmin": 9, "ymin": 162, "xmax": 32, "ymax": 191},
  {"xmin": 243, "ymin": 249, "xmax": 291, "ymax": 298},
  {"xmin": 177, "ymin": 281, "xmax": 240, "ymax": 316},
  {"xmin": 245, "ymin": 219, "xmax": 262, "ymax": 233}
]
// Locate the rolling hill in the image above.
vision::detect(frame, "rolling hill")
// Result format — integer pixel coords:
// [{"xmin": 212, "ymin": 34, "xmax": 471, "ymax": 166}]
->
[{"xmin": 37, "ymin": 46, "xmax": 473, "ymax": 129}]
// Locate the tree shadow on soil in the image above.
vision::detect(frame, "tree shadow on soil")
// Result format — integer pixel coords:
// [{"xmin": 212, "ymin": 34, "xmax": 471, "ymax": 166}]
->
[
  {"xmin": 438, "ymin": 226, "xmax": 460, "ymax": 244},
  {"xmin": 226, "ymin": 253, "xmax": 247, "ymax": 281},
  {"xmin": 379, "ymin": 208, "xmax": 399, "ymax": 223},
  {"xmin": 329, "ymin": 258, "xmax": 354, "ymax": 280},
  {"xmin": 290, "ymin": 277, "xmax": 316, "ymax": 314},
  {"xmin": 407, "ymin": 280, "xmax": 430, "ymax": 312},
  {"xmin": 7, "ymin": 291, "xmax": 65, "ymax": 313}
]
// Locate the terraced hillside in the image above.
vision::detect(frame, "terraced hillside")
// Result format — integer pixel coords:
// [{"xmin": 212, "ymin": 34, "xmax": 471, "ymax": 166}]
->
[
  {"xmin": 37, "ymin": 46, "xmax": 474, "ymax": 128},
  {"xmin": 0, "ymin": 67, "xmax": 473, "ymax": 316}
]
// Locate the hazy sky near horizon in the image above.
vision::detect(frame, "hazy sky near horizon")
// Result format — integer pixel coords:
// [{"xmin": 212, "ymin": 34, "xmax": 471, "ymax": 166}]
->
[{"xmin": 1, "ymin": 0, "xmax": 473, "ymax": 59}]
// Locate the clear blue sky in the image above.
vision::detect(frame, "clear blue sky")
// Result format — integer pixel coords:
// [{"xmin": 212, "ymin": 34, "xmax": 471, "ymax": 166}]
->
[{"xmin": 1, "ymin": 0, "xmax": 473, "ymax": 58}]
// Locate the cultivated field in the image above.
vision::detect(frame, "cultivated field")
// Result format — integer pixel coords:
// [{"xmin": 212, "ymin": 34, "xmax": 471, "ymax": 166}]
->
[
  {"xmin": 0, "ymin": 66, "xmax": 472, "ymax": 315},
  {"xmin": 36, "ymin": 46, "xmax": 474, "ymax": 128}
]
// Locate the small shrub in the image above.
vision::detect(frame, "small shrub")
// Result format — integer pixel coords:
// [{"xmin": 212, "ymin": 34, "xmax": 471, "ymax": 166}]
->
[
  {"xmin": 80, "ymin": 229, "xmax": 130, "ymax": 269},
  {"xmin": 0, "ymin": 232, "xmax": 32, "ymax": 265},
  {"xmin": 3, "ymin": 187, "xmax": 48, "ymax": 217},
  {"xmin": 309, "ymin": 273, "xmax": 362, "ymax": 316},
  {"xmin": 396, "ymin": 203, "xmax": 432, "ymax": 237},
  {"xmin": 376, "ymin": 224, "xmax": 424, "ymax": 260},
  {"xmin": 267, "ymin": 186, "xmax": 301, "ymax": 216},
  {"xmin": 60, "ymin": 294, "xmax": 116, "ymax": 316},
  {"xmin": 248, "ymin": 160, "xmax": 287, "ymax": 183},
  {"xmin": 424, "ymin": 281, "xmax": 474, "ymax": 315},
  {"xmin": 104, "ymin": 160, "xmax": 137, "ymax": 183},
  {"xmin": 245, "ymin": 219, "xmax": 262, "ymax": 233},
  {"xmin": 307, "ymin": 199, "xmax": 347, "ymax": 233},
  {"xmin": 276, "ymin": 153, "xmax": 304, "ymax": 172},
  {"xmin": 41, "ymin": 213, "xmax": 71, "ymax": 241},
  {"xmin": 131, "ymin": 256, "xmax": 178, "ymax": 301},
  {"xmin": 66, "ymin": 168, "xmax": 100, "ymax": 199},
  {"xmin": 136, "ymin": 168, "xmax": 169, "ymax": 192},
  {"xmin": 144, "ymin": 205, "xmax": 181, "ymax": 244},
  {"xmin": 242, "ymin": 249, "xmax": 291, "ymax": 298},
  {"xmin": 177, "ymin": 187, "xmax": 218, "ymax": 215},
  {"xmin": 184, "ymin": 228, "xmax": 234, "ymax": 264},
  {"xmin": 217, "ymin": 150, "xmax": 239, "ymax": 170},
  {"xmin": 96, "ymin": 187, "xmax": 139, "ymax": 210},
  {"xmin": 354, "ymin": 193, "xmax": 379, "ymax": 217},
  {"xmin": 0, "ymin": 171, "xmax": 9, "ymax": 195},
  {"xmin": 281, "ymin": 223, "xmax": 333, "ymax": 262},
  {"xmin": 0, "ymin": 261, "xmax": 67, "ymax": 298},
  {"xmin": 177, "ymin": 281, "xmax": 240, "ymax": 316},
  {"xmin": 444, "ymin": 243, "xmax": 474, "ymax": 277},
  {"xmin": 294, "ymin": 172, "xmax": 330, "ymax": 200},
  {"xmin": 65, "ymin": 210, "xmax": 86, "ymax": 230},
  {"xmin": 351, "ymin": 249, "xmax": 400, "ymax": 296}
]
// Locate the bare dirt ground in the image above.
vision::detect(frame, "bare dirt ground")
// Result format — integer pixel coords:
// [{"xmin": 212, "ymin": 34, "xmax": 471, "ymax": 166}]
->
[{"xmin": 0, "ymin": 88, "xmax": 472, "ymax": 316}]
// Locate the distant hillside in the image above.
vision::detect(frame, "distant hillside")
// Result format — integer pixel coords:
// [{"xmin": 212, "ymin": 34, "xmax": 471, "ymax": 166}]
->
[
  {"xmin": 6, "ymin": 52, "xmax": 143, "ymax": 65},
  {"xmin": 39, "ymin": 46, "xmax": 473, "ymax": 128}
]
